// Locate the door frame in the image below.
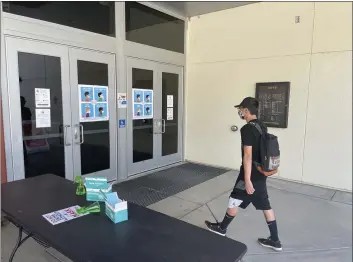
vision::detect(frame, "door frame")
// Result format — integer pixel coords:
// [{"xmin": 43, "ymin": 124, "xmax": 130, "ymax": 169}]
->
[
  {"xmin": 3, "ymin": 36, "xmax": 118, "ymax": 181},
  {"xmin": 3, "ymin": 36, "xmax": 74, "ymax": 181},
  {"xmin": 126, "ymin": 57, "xmax": 184, "ymax": 176},
  {"xmin": 157, "ymin": 62, "xmax": 184, "ymax": 167},
  {"xmin": 126, "ymin": 57, "xmax": 159, "ymax": 175},
  {"xmin": 69, "ymin": 48, "xmax": 117, "ymax": 181}
]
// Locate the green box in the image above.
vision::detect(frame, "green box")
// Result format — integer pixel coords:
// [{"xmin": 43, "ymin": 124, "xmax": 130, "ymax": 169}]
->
[{"xmin": 85, "ymin": 177, "xmax": 112, "ymax": 202}]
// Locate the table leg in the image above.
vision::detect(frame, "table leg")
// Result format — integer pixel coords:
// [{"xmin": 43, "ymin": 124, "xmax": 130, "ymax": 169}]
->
[{"xmin": 9, "ymin": 226, "xmax": 32, "ymax": 262}]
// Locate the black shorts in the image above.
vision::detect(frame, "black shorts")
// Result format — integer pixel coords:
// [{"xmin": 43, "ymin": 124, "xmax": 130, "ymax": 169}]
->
[{"xmin": 229, "ymin": 179, "xmax": 271, "ymax": 211}]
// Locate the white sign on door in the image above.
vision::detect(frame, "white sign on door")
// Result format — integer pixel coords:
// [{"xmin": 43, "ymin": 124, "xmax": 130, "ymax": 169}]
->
[
  {"xmin": 35, "ymin": 109, "xmax": 51, "ymax": 128},
  {"xmin": 118, "ymin": 93, "xmax": 127, "ymax": 109},
  {"xmin": 167, "ymin": 108, "xmax": 173, "ymax": 121},
  {"xmin": 35, "ymin": 88, "xmax": 51, "ymax": 108},
  {"xmin": 167, "ymin": 95, "xmax": 173, "ymax": 108}
]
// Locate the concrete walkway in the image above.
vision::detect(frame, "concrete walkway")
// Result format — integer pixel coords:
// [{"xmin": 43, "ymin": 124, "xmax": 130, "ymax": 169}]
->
[
  {"xmin": 148, "ymin": 171, "xmax": 352, "ymax": 262},
  {"xmin": 2, "ymin": 171, "xmax": 352, "ymax": 261}
]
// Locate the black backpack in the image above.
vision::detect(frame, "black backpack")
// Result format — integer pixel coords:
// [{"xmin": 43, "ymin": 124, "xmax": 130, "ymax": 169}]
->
[{"xmin": 248, "ymin": 122, "xmax": 280, "ymax": 176}]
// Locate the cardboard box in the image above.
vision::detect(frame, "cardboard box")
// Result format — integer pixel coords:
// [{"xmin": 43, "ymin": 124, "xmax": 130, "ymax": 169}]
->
[
  {"xmin": 104, "ymin": 192, "xmax": 128, "ymax": 224},
  {"xmin": 84, "ymin": 177, "xmax": 112, "ymax": 202}
]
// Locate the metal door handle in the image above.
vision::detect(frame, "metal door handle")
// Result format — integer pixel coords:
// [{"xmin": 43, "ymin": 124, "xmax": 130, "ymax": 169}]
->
[
  {"xmin": 64, "ymin": 125, "xmax": 71, "ymax": 146},
  {"xmin": 80, "ymin": 124, "xmax": 84, "ymax": 144},
  {"xmin": 231, "ymin": 125, "xmax": 238, "ymax": 132},
  {"xmin": 161, "ymin": 119, "xmax": 166, "ymax": 134},
  {"xmin": 76, "ymin": 124, "xmax": 84, "ymax": 145}
]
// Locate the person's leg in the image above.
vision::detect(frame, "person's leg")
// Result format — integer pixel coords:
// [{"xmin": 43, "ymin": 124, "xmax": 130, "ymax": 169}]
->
[
  {"xmin": 205, "ymin": 197, "xmax": 250, "ymax": 236},
  {"xmin": 205, "ymin": 179, "xmax": 250, "ymax": 236},
  {"xmin": 263, "ymin": 209, "xmax": 279, "ymax": 241},
  {"xmin": 253, "ymin": 195, "xmax": 282, "ymax": 251},
  {"xmin": 219, "ymin": 198, "xmax": 240, "ymax": 229}
]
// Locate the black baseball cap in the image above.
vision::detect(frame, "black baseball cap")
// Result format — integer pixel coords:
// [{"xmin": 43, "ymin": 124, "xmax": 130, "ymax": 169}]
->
[{"xmin": 234, "ymin": 97, "xmax": 259, "ymax": 109}]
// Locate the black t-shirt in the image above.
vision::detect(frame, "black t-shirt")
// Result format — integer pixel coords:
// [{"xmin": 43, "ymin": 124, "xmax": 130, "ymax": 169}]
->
[{"xmin": 238, "ymin": 119, "xmax": 267, "ymax": 187}]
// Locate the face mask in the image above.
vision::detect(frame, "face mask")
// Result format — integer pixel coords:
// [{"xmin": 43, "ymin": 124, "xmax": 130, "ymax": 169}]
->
[{"xmin": 238, "ymin": 110, "xmax": 245, "ymax": 120}]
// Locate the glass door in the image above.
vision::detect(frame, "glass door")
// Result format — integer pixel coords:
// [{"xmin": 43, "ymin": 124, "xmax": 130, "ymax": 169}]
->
[
  {"xmin": 5, "ymin": 37, "xmax": 74, "ymax": 181},
  {"xmin": 69, "ymin": 48, "xmax": 117, "ymax": 181},
  {"xmin": 158, "ymin": 63, "xmax": 183, "ymax": 166},
  {"xmin": 127, "ymin": 58, "xmax": 159, "ymax": 175},
  {"xmin": 127, "ymin": 58, "xmax": 183, "ymax": 176}
]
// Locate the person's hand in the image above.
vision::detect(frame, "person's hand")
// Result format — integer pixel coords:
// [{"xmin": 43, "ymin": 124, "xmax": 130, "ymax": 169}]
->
[{"xmin": 245, "ymin": 180, "xmax": 255, "ymax": 195}]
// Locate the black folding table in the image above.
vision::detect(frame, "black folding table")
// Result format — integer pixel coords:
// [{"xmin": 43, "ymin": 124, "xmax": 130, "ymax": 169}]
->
[{"xmin": 2, "ymin": 175, "xmax": 247, "ymax": 262}]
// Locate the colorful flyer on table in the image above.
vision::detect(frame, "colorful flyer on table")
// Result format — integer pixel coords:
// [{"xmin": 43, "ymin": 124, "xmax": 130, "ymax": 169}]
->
[
  {"xmin": 42, "ymin": 205, "xmax": 88, "ymax": 226},
  {"xmin": 79, "ymin": 85, "xmax": 109, "ymax": 122},
  {"xmin": 132, "ymin": 89, "xmax": 153, "ymax": 120}
]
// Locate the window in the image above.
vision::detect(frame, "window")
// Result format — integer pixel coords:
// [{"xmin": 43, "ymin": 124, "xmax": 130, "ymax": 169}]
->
[
  {"xmin": 2, "ymin": 1, "xmax": 115, "ymax": 37},
  {"xmin": 125, "ymin": 2, "xmax": 185, "ymax": 53}
]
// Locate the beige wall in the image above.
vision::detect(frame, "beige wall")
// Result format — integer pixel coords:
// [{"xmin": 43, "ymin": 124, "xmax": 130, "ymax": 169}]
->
[{"xmin": 185, "ymin": 2, "xmax": 352, "ymax": 191}]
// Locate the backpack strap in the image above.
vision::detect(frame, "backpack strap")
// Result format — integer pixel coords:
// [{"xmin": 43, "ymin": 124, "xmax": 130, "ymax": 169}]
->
[
  {"xmin": 248, "ymin": 121, "xmax": 263, "ymax": 135},
  {"xmin": 248, "ymin": 121, "xmax": 263, "ymax": 169}
]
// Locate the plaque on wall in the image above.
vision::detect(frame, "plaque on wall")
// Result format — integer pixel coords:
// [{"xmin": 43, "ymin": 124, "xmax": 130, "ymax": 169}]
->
[{"xmin": 255, "ymin": 82, "xmax": 290, "ymax": 128}]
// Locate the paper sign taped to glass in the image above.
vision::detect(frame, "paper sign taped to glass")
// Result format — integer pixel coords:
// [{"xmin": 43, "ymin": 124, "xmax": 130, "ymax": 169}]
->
[
  {"xmin": 118, "ymin": 93, "xmax": 127, "ymax": 108},
  {"xmin": 79, "ymin": 84, "xmax": 109, "ymax": 122},
  {"xmin": 35, "ymin": 88, "xmax": 51, "ymax": 108},
  {"xmin": 132, "ymin": 89, "xmax": 153, "ymax": 120}
]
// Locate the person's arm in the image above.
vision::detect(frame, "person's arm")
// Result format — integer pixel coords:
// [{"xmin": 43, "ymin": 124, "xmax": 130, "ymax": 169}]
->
[
  {"xmin": 241, "ymin": 126, "xmax": 255, "ymax": 194},
  {"xmin": 243, "ymin": 146, "xmax": 252, "ymax": 182}
]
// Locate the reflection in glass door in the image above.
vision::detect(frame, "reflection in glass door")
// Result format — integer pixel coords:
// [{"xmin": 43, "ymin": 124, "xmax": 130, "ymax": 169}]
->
[
  {"xmin": 127, "ymin": 58, "xmax": 183, "ymax": 176},
  {"xmin": 5, "ymin": 37, "xmax": 73, "ymax": 181}
]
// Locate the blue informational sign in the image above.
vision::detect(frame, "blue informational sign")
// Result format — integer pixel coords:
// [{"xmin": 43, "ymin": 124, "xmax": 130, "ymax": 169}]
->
[
  {"xmin": 144, "ymin": 104, "xmax": 153, "ymax": 116},
  {"xmin": 95, "ymin": 87, "xmax": 108, "ymax": 102},
  {"xmin": 133, "ymin": 89, "xmax": 143, "ymax": 103},
  {"xmin": 143, "ymin": 90, "xmax": 153, "ymax": 103},
  {"xmin": 134, "ymin": 104, "xmax": 143, "ymax": 117},
  {"xmin": 119, "ymin": 119, "xmax": 126, "ymax": 128},
  {"xmin": 79, "ymin": 84, "xmax": 109, "ymax": 122},
  {"xmin": 81, "ymin": 103, "xmax": 94, "ymax": 119},
  {"xmin": 132, "ymin": 89, "xmax": 153, "ymax": 120},
  {"xmin": 80, "ymin": 86, "xmax": 94, "ymax": 102}
]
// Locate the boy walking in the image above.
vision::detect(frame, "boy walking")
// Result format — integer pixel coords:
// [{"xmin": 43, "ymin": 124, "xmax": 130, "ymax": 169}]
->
[{"xmin": 205, "ymin": 97, "xmax": 282, "ymax": 251}]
